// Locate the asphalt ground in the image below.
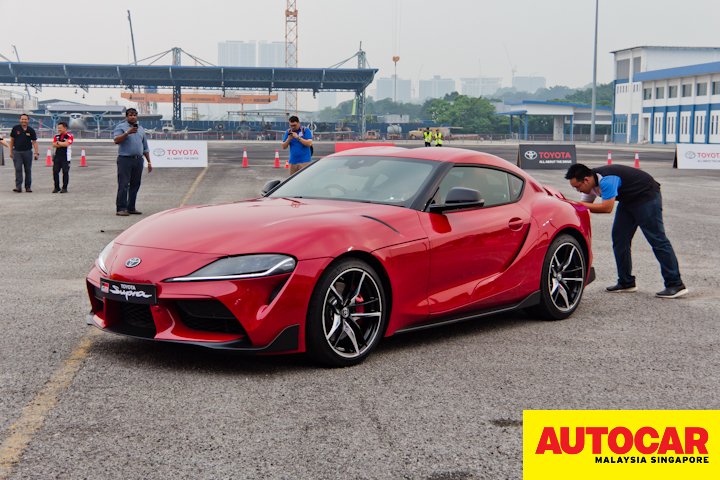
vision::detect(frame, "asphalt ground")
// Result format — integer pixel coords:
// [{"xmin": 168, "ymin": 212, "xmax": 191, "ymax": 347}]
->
[{"xmin": 0, "ymin": 141, "xmax": 718, "ymax": 479}]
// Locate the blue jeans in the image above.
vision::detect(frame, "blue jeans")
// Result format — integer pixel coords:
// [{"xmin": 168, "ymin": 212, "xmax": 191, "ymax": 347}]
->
[
  {"xmin": 116, "ymin": 155, "xmax": 144, "ymax": 212},
  {"xmin": 611, "ymin": 193, "xmax": 683, "ymax": 288}
]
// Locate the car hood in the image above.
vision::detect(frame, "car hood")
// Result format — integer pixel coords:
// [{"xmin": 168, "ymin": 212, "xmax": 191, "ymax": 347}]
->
[{"xmin": 115, "ymin": 197, "xmax": 426, "ymax": 259}]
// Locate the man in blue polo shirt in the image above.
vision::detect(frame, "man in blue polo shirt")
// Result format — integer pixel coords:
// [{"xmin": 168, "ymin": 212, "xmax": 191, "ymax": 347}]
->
[
  {"xmin": 113, "ymin": 108, "xmax": 152, "ymax": 216},
  {"xmin": 281, "ymin": 115, "xmax": 313, "ymax": 174},
  {"xmin": 566, "ymin": 163, "xmax": 687, "ymax": 299}
]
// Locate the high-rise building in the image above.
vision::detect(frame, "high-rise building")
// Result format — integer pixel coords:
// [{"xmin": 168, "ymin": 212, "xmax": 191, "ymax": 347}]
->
[
  {"xmin": 218, "ymin": 41, "xmax": 257, "ymax": 67},
  {"xmin": 460, "ymin": 77, "xmax": 503, "ymax": 97},
  {"xmin": 375, "ymin": 76, "xmax": 412, "ymax": 103},
  {"xmin": 512, "ymin": 76, "xmax": 547, "ymax": 93},
  {"xmin": 419, "ymin": 75, "xmax": 456, "ymax": 100},
  {"xmin": 258, "ymin": 41, "xmax": 285, "ymax": 68}
]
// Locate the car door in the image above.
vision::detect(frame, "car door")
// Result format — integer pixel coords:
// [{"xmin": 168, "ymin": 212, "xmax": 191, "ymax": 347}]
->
[{"xmin": 419, "ymin": 166, "xmax": 530, "ymax": 315}]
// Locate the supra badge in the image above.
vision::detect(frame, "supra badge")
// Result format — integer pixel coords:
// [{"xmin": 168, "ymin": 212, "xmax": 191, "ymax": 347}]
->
[{"xmin": 125, "ymin": 257, "xmax": 142, "ymax": 268}]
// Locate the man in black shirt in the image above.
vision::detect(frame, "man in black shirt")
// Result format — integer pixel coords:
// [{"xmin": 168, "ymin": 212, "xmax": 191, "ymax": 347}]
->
[
  {"xmin": 9, "ymin": 114, "xmax": 39, "ymax": 192},
  {"xmin": 52, "ymin": 122, "xmax": 74, "ymax": 193},
  {"xmin": 566, "ymin": 163, "xmax": 687, "ymax": 299}
]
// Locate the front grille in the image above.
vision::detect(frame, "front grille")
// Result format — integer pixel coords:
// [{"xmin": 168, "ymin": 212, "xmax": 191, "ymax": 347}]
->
[
  {"xmin": 175, "ymin": 300, "xmax": 245, "ymax": 334},
  {"xmin": 105, "ymin": 300, "xmax": 157, "ymax": 338}
]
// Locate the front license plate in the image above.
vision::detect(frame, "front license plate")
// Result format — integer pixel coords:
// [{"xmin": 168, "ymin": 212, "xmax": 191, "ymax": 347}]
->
[{"xmin": 99, "ymin": 278, "xmax": 157, "ymax": 305}]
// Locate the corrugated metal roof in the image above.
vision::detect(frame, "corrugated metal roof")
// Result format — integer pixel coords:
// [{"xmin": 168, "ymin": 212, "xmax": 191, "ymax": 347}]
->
[{"xmin": 634, "ymin": 61, "xmax": 720, "ymax": 81}]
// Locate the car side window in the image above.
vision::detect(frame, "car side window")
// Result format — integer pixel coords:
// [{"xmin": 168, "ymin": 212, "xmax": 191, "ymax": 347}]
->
[{"xmin": 434, "ymin": 166, "xmax": 524, "ymax": 207}]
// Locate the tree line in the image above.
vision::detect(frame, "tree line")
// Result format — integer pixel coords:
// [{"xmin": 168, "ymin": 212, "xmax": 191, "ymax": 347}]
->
[{"xmin": 317, "ymin": 83, "xmax": 613, "ymax": 135}]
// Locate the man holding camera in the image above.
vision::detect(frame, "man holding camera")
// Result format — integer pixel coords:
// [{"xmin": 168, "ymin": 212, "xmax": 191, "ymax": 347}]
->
[
  {"xmin": 113, "ymin": 108, "xmax": 152, "ymax": 216},
  {"xmin": 281, "ymin": 115, "xmax": 313, "ymax": 174}
]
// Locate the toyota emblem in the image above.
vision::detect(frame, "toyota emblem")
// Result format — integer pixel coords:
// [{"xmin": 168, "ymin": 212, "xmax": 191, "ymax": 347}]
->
[
  {"xmin": 125, "ymin": 257, "xmax": 142, "ymax": 268},
  {"xmin": 152, "ymin": 148, "xmax": 166, "ymax": 157},
  {"xmin": 524, "ymin": 150, "xmax": 538, "ymax": 160},
  {"xmin": 685, "ymin": 151, "xmax": 697, "ymax": 159}
]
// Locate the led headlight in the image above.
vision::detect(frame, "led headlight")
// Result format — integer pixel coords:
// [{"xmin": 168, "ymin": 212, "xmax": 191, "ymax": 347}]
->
[
  {"xmin": 166, "ymin": 254, "xmax": 296, "ymax": 282},
  {"xmin": 96, "ymin": 240, "xmax": 115, "ymax": 274}
]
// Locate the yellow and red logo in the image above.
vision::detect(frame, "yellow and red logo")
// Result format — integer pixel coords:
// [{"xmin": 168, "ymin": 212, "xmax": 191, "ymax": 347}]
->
[{"xmin": 523, "ymin": 410, "xmax": 718, "ymax": 479}]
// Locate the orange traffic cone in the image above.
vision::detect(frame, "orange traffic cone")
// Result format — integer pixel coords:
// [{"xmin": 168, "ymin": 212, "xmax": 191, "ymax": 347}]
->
[
  {"xmin": 80, "ymin": 149, "xmax": 87, "ymax": 167},
  {"xmin": 274, "ymin": 150, "xmax": 281, "ymax": 168},
  {"xmin": 284, "ymin": 159, "xmax": 289, "ymax": 169},
  {"xmin": 242, "ymin": 148, "xmax": 249, "ymax": 168},
  {"xmin": 45, "ymin": 148, "xmax": 52, "ymax": 167},
  {"xmin": 607, "ymin": 151, "xmax": 612, "ymax": 165},
  {"xmin": 633, "ymin": 152, "xmax": 640, "ymax": 168}
]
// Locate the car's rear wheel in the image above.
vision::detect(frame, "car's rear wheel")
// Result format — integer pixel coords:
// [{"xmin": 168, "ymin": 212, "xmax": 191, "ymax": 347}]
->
[
  {"xmin": 306, "ymin": 259, "xmax": 387, "ymax": 367},
  {"xmin": 532, "ymin": 234, "xmax": 586, "ymax": 320}
]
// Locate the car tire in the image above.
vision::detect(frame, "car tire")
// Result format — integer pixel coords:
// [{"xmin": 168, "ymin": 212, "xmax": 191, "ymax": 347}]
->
[
  {"xmin": 531, "ymin": 234, "xmax": 586, "ymax": 321},
  {"xmin": 306, "ymin": 258, "xmax": 387, "ymax": 367}
]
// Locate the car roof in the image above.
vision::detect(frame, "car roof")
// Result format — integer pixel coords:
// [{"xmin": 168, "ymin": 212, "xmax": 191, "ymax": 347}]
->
[{"xmin": 329, "ymin": 146, "xmax": 527, "ymax": 177}]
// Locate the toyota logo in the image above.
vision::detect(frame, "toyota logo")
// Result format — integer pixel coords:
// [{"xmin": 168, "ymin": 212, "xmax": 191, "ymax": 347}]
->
[
  {"xmin": 685, "ymin": 151, "xmax": 697, "ymax": 159},
  {"xmin": 152, "ymin": 148, "xmax": 166, "ymax": 157},
  {"xmin": 524, "ymin": 150, "xmax": 538, "ymax": 160},
  {"xmin": 125, "ymin": 257, "xmax": 142, "ymax": 268}
]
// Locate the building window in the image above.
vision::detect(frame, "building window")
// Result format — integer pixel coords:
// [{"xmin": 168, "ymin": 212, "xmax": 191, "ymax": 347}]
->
[
  {"xmin": 682, "ymin": 84, "xmax": 692, "ymax": 97},
  {"xmin": 697, "ymin": 83, "xmax": 708, "ymax": 96},
  {"xmin": 668, "ymin": 85, "xmax": 678, "ymax": 98},
  {"xmin": 696, "ymin": 115, "xmax": 705, "ymax": 135},
  {"xmin": 643, "ymin": 88, "xmax": 652, "ymax": 100},
  {"xmin": 711, "ymin": 114, "xmax": 719, "ymax": 135},
  {"xmin": 667, "ymin": 116, "xmax": 675, "ymax": 136},
  {"xmin": 655, "ymin": 87, "xmax": 665, "ymax": 99},
  {"xmin": 713, "ymin": 81, "xmax": 720, "ymax": 95}
]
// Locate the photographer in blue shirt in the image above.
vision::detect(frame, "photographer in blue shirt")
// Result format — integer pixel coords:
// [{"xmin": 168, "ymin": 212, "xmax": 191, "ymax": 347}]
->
[
  {"xmin": 281, "ymin": 115, "xmax": 313, "ymax": 174},
  {"xmin": 113, "ymin": 108, "xmax": 152, "ymax": 216}
]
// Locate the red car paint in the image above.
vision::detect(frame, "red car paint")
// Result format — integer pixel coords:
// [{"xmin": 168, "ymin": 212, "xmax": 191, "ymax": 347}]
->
[{"xmin": 86, "ymin": 147, "xmax": 592, "ymax": 355}]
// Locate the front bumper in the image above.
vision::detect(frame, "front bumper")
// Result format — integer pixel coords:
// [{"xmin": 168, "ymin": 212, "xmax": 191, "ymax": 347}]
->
[{"xmin": 86, "ymin": 256, "xmax": 332, "ymax": 354}]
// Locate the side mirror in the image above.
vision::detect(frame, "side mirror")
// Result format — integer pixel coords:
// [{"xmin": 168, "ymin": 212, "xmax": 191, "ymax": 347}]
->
[
  {"xmin": 429, "ymin": 187, "xmax": 485, "ymax": 213},
  {"xmin": 261, "ymin": 179, "xmax": 282, "ymax": 196}
]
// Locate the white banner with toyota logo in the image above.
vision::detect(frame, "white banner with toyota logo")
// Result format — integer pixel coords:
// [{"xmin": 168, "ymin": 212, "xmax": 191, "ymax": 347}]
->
[
  {"xmin": 147, "ymin": 140, "xmax": 208, "ymax": 168},
  {"xmin": 674, "ymin": 144, "xmax": 720, "ymax": 169}
]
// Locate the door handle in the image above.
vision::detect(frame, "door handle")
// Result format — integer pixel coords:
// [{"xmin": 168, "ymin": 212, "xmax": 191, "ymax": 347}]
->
[{"xmin": 508, "ymin": 217, "xmax": 524, "ymax": 231}]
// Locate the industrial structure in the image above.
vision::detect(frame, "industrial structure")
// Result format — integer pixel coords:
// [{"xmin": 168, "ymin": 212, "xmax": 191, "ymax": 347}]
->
[{"xmin": 612, "ymin": 46, "xmax": 720, "ymax": 144}]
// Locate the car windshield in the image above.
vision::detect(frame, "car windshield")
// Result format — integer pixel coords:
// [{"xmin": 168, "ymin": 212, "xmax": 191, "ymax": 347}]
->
[{"xmin": 269, "ymin": 156, "xmax": 438, "ymax": 207}]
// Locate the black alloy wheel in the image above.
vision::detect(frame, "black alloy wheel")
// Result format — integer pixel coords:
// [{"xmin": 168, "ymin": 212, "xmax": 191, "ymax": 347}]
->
[{"xmin": 306, "ymin": 258, "xmax": 387, "ymax": 367}]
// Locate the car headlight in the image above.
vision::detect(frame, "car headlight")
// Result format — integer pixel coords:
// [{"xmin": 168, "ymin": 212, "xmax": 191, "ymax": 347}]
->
[
  {"xmin": 96, "ymin": 240, "xmax": 115, "ymax": 274},
  {"xmin": 165, "ymin": 254, "xmax": 296, "ymax": 282}
]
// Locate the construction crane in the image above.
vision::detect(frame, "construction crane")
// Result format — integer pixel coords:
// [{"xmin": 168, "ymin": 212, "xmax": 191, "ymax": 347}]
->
[{"xmin": 285, "ymin": 0, "xmax": 298, "ymax": 115}]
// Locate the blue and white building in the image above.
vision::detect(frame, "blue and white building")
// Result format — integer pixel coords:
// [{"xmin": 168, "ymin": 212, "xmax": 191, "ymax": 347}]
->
[{"xmin": 612, "ymin": 46, "xmax": 720, "ymax": 144}]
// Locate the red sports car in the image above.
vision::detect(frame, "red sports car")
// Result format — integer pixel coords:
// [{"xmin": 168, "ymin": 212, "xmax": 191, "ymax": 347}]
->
[{"xmin": 86, "ymin": 147, "xmax": 594, "ymax": 367}]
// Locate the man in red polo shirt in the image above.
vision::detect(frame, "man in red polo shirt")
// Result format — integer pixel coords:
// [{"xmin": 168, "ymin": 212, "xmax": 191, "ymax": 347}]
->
[{"xmin": 52, "ymin": 121, "xmax": 74, "ymax": 193}]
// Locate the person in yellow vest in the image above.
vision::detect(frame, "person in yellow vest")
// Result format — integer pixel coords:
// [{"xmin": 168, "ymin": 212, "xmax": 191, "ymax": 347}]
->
[
  {"xmin": 434, "ymin": 130, "xmax": 444, "ymax": 147},
  {"xmin": 423, "ymin": 128, "xmax": 432, "ymax": 147}
]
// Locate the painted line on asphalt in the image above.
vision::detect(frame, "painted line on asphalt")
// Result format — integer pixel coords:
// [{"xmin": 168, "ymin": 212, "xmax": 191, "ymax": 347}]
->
[
  {"xmin": 0, "ymin": 331, "xmax": 98, "ymax": 479},
  {"xmin": 0, "ymin": 166, "xmax": 209, "ymax": 479},
  {"xmin": 180, "ymin": 166, "xmax": 209, "ymax": 206}
]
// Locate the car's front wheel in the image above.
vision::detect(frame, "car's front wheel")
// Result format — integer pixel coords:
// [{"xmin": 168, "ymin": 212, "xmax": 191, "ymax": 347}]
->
[
  {"xmin": 532, "ymin": 234, "xmax": 586, "ymax": 320},
  {"xmin": 306, "ymin": 259, "xmax": 387, "ymax": 367}
]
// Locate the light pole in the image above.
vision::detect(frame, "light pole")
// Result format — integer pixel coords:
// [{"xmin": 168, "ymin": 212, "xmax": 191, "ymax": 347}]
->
[
  {"xmin": 393, "ymin": 56, "xmax": 400, "ymax": 103},
  {"xmin": 590, "ymin": 0, "xmax": 599, "ymax": 143}
]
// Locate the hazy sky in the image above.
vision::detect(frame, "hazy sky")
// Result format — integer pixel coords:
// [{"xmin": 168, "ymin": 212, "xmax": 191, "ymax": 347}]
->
[{"xmin": 2, "ymin": 0, "xmax": 719, "ymax": 110}]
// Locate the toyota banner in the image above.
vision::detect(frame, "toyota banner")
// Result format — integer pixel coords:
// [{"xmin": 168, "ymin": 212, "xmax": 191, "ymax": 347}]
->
[
  {"xmin": 674, "ymin": 144, "xmax": 720, "ymax": 169},
  {"xmin": 518, "ymin": 144, "xmax": 577, "ymax": 170},
  {"xmin": 147, "ymin": 140, "xmax": 208, "ymax": 168}
]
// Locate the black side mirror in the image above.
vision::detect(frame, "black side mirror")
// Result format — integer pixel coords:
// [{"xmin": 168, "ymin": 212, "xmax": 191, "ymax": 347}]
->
[
  {"xmin": 261, "ymin": 179, "xmax": 282, "ymax": 196},
  {"xmin": 429, "ymin": 187, "xmax": 484, "ymax": 213}
]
